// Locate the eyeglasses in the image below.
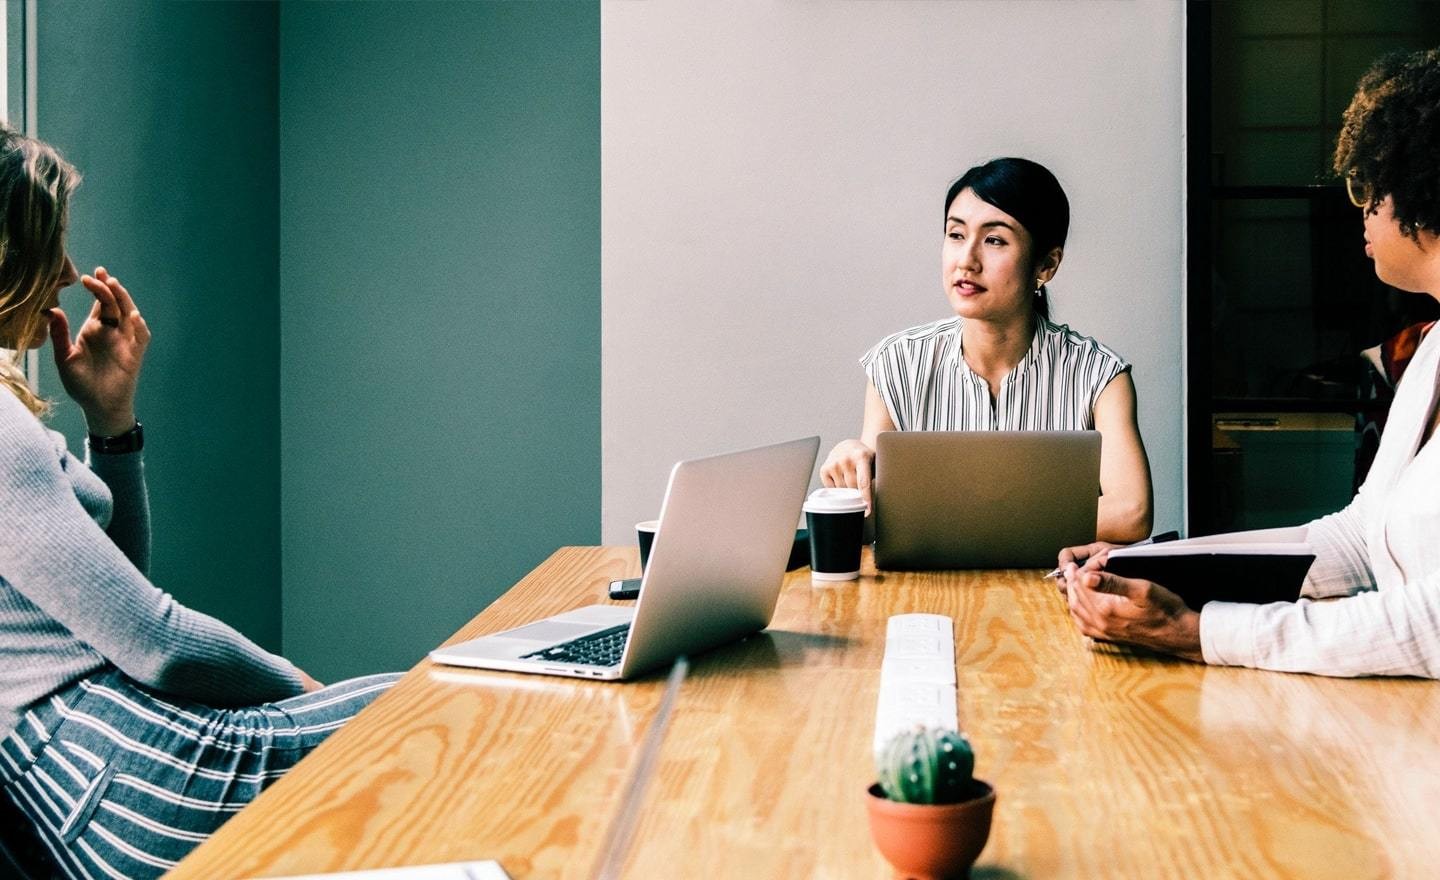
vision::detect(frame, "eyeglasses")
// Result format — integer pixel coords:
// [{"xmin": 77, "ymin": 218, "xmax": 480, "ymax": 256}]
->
[{"xmin": 1345, "ymin": 173, "xmax": 1373, "ymax": 210}]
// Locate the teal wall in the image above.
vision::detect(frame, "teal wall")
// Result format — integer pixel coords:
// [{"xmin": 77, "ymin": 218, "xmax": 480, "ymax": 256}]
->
[
  {"xmin": 31, "ymin": 2, "xmax": 601, "ymax": 681},
  {"xmin": 277, "ymin": 4, "xmax": 601, "ymax": 680},
  {"xmin": 37, "ymin": 1, "xmax": 284, "ymax": 651}
]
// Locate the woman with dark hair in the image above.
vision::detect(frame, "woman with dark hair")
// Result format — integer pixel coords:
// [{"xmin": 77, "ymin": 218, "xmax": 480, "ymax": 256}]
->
[
  {"xmin": 821, "ymin": 157, "xmax": 1154, "ymax": 543},
  {"xmin": 1060, "ymin": 47, "xmax": 1440, "ymax": 678},
  {"xmin": 0, "ymin": 124, "xmax": 400, "ymax": 878}
]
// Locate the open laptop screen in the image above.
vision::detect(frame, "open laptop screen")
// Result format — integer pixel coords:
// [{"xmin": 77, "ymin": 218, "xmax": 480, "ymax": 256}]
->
[{"xmin": 872, "ymin": 430, "xmax": 1100, "ymax": 570}]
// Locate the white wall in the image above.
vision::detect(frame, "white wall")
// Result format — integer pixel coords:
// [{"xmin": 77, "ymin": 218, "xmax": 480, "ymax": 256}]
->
[{"xmin": 602, "ymin": 0, "xmax": 1184, "ymax": 544}]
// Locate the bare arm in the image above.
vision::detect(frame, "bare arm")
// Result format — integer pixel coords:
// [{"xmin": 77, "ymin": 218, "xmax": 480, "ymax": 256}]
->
[
  {"xmin": 1092, "ymin": 372, "xmax": 1152, "ymax": 543},
  {"xmin": 819, "ymin": 381, "xmax": 898, "ymax": 511},
  {"xmin": 859, "ymin": 381, "xmax": 897, "ymax": 447}
]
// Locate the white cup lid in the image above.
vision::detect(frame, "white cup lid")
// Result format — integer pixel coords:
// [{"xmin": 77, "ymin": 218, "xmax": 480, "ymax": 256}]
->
[{"xmin": 803, "ymin": 487, "xmax": 867, "ymax": 514}]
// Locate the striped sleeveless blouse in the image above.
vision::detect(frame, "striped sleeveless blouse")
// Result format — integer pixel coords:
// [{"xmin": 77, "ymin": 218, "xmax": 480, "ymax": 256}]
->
[{"xmin": 860, "ymin": 316, "xmax": 1129, "ymax": 431}]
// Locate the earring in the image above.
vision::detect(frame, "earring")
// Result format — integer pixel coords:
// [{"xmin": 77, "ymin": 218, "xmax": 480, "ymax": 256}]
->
[{"xmin": 1035, "ymin": 279, "xmax": 1045, "ymax": 293}]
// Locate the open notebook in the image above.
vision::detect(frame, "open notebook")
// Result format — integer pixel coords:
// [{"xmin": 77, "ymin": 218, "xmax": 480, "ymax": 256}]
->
[{"xmin": 1105, "ymin": 526, "xmax": 1315, "ymax": 609}]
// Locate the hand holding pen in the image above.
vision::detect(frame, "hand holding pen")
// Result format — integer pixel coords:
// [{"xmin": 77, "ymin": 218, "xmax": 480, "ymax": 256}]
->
[{"xmin": 1045, "ymin": 531, "xmax": 1180, "ymax": 583}]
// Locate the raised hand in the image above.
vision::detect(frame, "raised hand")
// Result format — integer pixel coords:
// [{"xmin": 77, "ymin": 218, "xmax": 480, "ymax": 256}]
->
[{"xmin": 48, "ymin": 267, "xmax": 151, "ymax": 436}]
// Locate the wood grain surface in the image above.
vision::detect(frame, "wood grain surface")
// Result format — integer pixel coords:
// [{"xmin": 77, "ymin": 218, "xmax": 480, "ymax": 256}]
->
[{"xmin": 168, "ymin": 547, "xmax": 1440, "ymax": 879}]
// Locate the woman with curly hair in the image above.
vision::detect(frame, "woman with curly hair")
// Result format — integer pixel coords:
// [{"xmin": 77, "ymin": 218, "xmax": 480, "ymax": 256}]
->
[
  {"xmin": 1057, "ymin": 46, "xmax": 1440, "ymax": 678},
  {"xmin": 0, "ymin": 124, "xmax": 400, "ymax": 878}
]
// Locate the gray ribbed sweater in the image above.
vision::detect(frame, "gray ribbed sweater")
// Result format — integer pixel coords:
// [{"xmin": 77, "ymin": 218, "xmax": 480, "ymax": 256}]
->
[{"xmin": 1, "ymin": 389, "xmax": 302, "ymax": 739}]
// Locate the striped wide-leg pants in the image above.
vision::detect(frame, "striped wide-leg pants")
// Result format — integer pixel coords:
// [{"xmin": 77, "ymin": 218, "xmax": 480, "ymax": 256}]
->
[{"xmin": 0, "ymin": 667, "xmax": 401, "ymax": 880}]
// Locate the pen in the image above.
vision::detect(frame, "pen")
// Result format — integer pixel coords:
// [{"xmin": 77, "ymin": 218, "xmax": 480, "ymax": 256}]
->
[{"xmin": 1043, "ymin": 530, "xmax": 1180, "ymax": 580}]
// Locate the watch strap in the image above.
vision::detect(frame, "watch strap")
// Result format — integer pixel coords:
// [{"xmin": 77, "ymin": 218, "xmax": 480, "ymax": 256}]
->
[{"xmin": 89, "ymin": 421, "xmax": 144, "ymax": 455}]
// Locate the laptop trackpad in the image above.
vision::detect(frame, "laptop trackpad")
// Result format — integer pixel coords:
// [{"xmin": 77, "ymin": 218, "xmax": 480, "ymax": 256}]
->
[{"xmin": 500, "ymin": 620, "xmax": 604, "ymax": 643}]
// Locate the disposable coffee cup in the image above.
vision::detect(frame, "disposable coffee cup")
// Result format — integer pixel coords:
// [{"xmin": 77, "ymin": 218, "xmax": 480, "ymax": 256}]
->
[
  {"xmin": 803, "ymin": 488, "xmax": 867, "ymax": 581},
  {"xmin": 636, "ymin": 520, "xmax": 660, "ymax": 571}
]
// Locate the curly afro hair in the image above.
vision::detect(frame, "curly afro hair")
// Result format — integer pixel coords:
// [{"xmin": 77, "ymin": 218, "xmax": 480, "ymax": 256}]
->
[{"xmin": 1333, "ymin": 47, "xmax": 1440, "ymax": 240}]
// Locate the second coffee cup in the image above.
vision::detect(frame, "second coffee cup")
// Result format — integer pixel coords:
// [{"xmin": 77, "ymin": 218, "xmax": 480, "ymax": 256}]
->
[
  {"xmin": 803, "ymin": 488, "xmax": 867, "ymax": 581},
  {"xmin": 636, "ymin": 520, "xmax": 660, "ymax": 571}
]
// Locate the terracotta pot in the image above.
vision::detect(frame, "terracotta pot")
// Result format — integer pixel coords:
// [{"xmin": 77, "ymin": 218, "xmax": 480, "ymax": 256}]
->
[{"xmin": 865, "ymin": 780, "xmax": 996, "ymax": 880}]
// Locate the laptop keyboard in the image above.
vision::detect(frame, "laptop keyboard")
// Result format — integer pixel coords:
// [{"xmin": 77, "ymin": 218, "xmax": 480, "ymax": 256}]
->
[{"xmin": 521, "ymin": 623, "xmax": 631, "ymax": 668}]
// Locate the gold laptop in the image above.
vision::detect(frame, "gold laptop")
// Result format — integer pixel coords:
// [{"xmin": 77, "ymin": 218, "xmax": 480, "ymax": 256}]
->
[{"xmin": 872, "ymin": 431, "xmax": 1101, "ymax": 570}]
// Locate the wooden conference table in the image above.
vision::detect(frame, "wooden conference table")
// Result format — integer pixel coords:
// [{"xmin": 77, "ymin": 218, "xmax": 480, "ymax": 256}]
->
[{"xmin": 170, "ymin": 547, "xmax": 1440, "ymax": 879}]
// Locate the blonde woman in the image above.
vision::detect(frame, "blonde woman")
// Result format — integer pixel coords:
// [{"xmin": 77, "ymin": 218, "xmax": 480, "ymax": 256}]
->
[{"xmin": 0, "ymin": 125, "xmax": 399, "ymax": 878}]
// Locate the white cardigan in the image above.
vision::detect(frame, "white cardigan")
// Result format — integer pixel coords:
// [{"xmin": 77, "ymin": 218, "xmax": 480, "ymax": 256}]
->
[{"xmin": 1201, "ymin": 325, "xmax": 1440, "ymax": 677}]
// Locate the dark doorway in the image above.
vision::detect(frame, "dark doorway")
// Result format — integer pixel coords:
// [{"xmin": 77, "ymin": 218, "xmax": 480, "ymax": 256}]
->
[{"xmin": 1186, "ymin": 2, "xmax": 1440, "ymax": 534}]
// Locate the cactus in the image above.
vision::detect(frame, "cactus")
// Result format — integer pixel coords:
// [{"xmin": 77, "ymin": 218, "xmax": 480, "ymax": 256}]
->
[{"xmin": 876, "ymin": 727, "xmax": 977, "ymax": 805}]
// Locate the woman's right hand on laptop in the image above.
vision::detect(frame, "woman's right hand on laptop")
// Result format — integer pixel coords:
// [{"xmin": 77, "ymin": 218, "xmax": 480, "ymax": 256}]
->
[{"xmin": 820, "ymin": 439, "xmax": 876, "ymax": 513}]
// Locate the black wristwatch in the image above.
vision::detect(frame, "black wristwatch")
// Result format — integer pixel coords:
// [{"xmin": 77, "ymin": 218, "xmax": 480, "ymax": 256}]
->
[{"xmin": 89, "ymin": 421, "xmax": 144, "ymax": 455}]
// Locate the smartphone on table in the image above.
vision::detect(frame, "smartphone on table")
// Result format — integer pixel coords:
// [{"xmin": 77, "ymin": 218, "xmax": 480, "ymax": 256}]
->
[{"xmin": 608, "ymin": 577, "xmax": 642, "ymax": 600}]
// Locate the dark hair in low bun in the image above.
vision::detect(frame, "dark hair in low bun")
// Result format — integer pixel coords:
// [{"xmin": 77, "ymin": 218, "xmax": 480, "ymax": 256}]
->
[{"xmin": 945, "ymin": 157, "xmax": 1069, "ymax": 320}]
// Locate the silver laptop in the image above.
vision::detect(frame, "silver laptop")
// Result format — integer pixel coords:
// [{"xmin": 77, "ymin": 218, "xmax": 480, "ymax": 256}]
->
[
  {"xmin": 430, "ymin": 436, "xmax": 820, "ymax": 680},
  {"xmin": 872, "ymin": 430, "xmax": 1100, "ymax": 570}
]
